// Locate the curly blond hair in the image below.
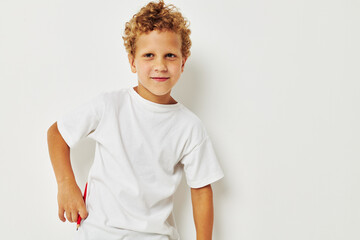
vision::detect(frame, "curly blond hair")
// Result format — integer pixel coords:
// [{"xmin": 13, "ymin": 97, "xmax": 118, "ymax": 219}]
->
[{"xmin": 122, "ymin": 0, "xmax": 191, "ymax": 58}]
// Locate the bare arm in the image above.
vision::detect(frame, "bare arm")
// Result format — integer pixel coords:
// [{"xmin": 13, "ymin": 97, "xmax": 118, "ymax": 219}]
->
[
  {"xmin": 47, "ymin": 122, "xmax": 88, "ymax": 223},
  {"xmin": 191, "ymin": 184, "xmax": 214, "ymax": 240}
]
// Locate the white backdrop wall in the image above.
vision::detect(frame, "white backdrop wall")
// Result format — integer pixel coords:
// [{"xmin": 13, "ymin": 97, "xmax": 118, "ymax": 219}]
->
[{"xmin": 0, "ymin": 0, "xmax": 359, "ymax": 239}]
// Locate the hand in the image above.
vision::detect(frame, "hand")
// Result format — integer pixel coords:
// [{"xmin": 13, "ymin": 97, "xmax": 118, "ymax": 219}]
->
[{"xmin": 57, "ymin": 179, "xmax": 88, "ymax": 223}]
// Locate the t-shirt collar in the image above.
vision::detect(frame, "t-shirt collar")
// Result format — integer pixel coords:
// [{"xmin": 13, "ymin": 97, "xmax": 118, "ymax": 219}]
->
[{"xmin": 128, "ymin": 86, "xmax": 182, "ymax": 112}]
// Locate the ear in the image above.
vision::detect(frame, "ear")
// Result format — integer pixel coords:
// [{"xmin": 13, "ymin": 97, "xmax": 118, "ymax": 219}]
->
[
  {"xmin": 128, "ymin": 54, "xmax": 137, "ymax": 73},
  {"xmin": 181, "ymin": 57, "xmax": 188, "ymax": 73}
]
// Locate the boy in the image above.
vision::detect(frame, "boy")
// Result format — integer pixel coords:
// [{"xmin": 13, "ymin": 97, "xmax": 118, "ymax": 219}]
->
[{"xmin": 47, "ymin": 1, "xmax": 224, "ymax": 239}]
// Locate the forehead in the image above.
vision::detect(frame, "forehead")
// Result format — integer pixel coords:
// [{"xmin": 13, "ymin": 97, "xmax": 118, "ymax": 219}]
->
[{"xmin": 135, "ymin": 30, "xmax": 182, "ymax": 53}]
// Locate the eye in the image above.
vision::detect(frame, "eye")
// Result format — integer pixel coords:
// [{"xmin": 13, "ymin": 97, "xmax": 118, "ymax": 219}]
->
[
  {"xmin": 166, "ymin": 53, "xmax": 176, "ymax": 58},
  {"xmin": 144, "ymin": 53, "xmax": 154, "ymax": 58}
]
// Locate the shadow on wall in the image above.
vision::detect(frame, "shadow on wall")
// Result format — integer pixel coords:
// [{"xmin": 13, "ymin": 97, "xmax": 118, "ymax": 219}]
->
[
  {"xmin": 70, "ymin": 138, "xmax": 95, "ymax": 191},
  {"xmin": 172, "ymin": 57, "xmax": 203, "ymax": 112}
]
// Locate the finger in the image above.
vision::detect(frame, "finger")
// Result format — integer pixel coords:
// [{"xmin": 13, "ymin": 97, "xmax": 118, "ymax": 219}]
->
[
  {"xmin": 58, "ymin": 208, "xmax": 66, "ymax": 222},
  {"xmin": 66, "ymin": 210, "xmax": 72, "ymax": 222},
  {"xmin": 71, "ymin": 209, "xmax": 79, "ymax": 223}
]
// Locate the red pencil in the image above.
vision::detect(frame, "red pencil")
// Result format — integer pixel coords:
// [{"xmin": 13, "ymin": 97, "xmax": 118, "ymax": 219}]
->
[{"xmin": 76, "ymin": 182, "xmax": 88, "ymax": 231}]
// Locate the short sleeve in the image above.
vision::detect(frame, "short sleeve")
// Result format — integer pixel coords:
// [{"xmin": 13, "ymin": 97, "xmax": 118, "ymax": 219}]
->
[
  {"xmin": 180, "ymin": 133, "xmax": 224, "ymax": 189},
  {"xmin": 57, "ymin": 93, "xmax": 105, "ymax": 148}
]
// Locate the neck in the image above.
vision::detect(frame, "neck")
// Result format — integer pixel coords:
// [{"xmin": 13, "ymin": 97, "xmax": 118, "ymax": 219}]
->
[{"xmin": 134, "ymin": 85, "xmax": 177, "ymax": 105}]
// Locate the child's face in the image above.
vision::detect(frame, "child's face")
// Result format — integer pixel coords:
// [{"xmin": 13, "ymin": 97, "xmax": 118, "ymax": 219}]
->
[{"xmin": 128, "ymin": 30, "xmax": 187, "ymax": 100}]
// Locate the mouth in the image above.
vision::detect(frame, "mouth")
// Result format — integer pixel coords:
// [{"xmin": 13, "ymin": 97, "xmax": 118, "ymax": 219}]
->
[{"xmin": 151, "ymin": 77, "xmax": 170, "ymax": 82}]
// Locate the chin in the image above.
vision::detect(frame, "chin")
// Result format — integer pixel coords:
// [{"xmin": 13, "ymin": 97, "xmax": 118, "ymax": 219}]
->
[
  {"xmin": 139, "ymin": 81, "xmax": 172, "ymax": 96},
  {"xmin": 151, "ymin": 89, "xmax": 171, "ymax": 96}
]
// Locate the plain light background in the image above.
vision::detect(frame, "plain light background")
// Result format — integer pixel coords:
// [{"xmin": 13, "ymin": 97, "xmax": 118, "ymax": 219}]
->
[{"xmin": 0, "ymin": 0, "xmax": 359, "ymax": 239}]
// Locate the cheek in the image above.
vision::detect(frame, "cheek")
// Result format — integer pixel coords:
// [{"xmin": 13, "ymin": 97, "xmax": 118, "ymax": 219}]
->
[
  {"xmin": 137, "ymin": 63, "xmax": 151, "ymax": 74},
  {"xmin": 172, "ymin": 63, "xmax": 183, "ymax": 74},
  {"xmin": 167, "ymin": 61, "xmax": 179, "ymax": 69}
]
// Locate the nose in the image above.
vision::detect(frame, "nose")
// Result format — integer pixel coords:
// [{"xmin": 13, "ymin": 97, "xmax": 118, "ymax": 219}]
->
[{"xmin": 154, "ymin": 58, "xmax": 167, "ymax": 72}]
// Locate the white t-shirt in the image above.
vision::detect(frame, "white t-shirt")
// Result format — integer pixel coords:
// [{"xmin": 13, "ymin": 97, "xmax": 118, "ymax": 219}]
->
[{"xmin": 57, "ymin": 86, "xmax": 224, "ymax": 240}]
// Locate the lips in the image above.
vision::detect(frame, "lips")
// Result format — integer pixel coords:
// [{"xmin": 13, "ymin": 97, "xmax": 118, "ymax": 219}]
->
[{"xmin": 151, "ymin": 77, "xmax": 169, "ymax": 82}]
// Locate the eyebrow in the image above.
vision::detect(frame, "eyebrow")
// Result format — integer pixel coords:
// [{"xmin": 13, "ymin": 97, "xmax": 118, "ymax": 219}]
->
[
  {"xmin": 139, "ymin": 47, "xmax": 180, "ymax": 53},
  {"xmin": 141, "ymin": 51, "xmax": 178, "ymax": 55}
]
